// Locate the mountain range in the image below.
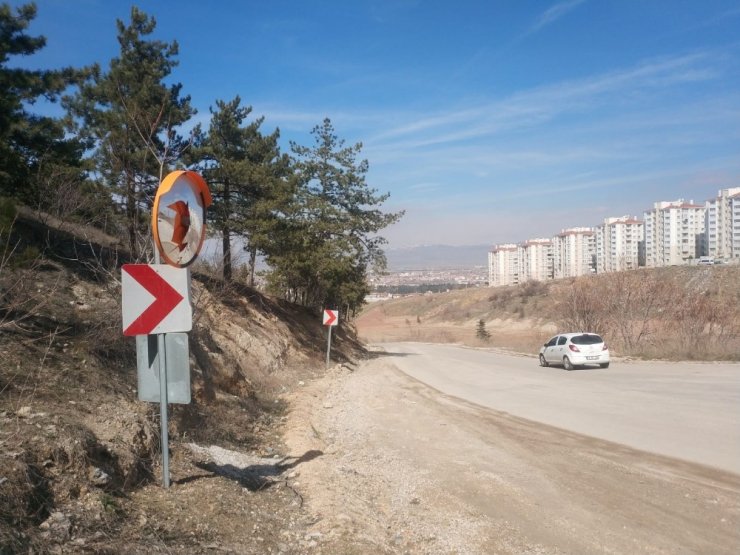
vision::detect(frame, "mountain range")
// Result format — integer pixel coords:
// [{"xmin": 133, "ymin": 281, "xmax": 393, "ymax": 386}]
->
[{"xmin": 384, "ymin": 244, "xmax": 491, "ymax": 271}]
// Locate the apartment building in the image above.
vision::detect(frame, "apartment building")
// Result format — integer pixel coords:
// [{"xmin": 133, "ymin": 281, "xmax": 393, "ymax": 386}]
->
[
  {"xmin": 595, "ymin": 216, "xmax": 644, "ymax": 273},
  {"xmin": 734, "ymin": 192, "xmax": 740, "ymax": 259},
  {"xmin": 705, "ymin": 187, "xmax": 740, "ymax": 260},
  {"xmin": 487, "ymin": 188, "xmax": 732, "ymax": 282},
  {"xmin": 520, "ymin": 238, "xmax": 553, "ymax": 282},
  {"xmin": 552, "ymin": 227, "xmax": 596, "ymax": 278},
  {"xmin": 643, "ymin": 199, "xmax": 705, "ymax": 267},
  {"xmin": 488, "ymin": 244, "xmax": 520, "ymax": 286}
]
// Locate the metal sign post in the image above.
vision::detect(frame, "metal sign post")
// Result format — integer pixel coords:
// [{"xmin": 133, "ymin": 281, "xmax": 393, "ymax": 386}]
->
[
  {"xmin": 150, "ymin": 171, "xmax": 210, "ymax": 489},
  {"xmin": 323, "ymin": 309, "xmax": 339, "ymax": 368},
  {"xmin": 121, "ymin": 170, "xmax": 211, "ymax": 490},
  {"xmin": 326, "ymin": 325, "xmax": 333, "ymax": 368},
  {"xmin": 156, "ymin": 330, "xmax": 170, "ymax": 486},
  {"xmin": 122, "ymin": 262, "xmax": 190, "ymax": 489},
  {"xmin": 151, "ymin": 246, "xmax": 170, "ymax": 488}
]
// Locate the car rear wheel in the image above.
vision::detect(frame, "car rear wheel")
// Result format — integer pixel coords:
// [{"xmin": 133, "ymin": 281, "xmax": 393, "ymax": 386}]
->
[
  {"xmin": 563, "ymin": 356, "xmax": 574, "ymax": 370},
  {"xmin": 539, "ymin": 354, "xmax": 549, "ymax": 367},
  {"xmin": 599, "ymin": 362, "xmax": 609, "ymax": 369}
]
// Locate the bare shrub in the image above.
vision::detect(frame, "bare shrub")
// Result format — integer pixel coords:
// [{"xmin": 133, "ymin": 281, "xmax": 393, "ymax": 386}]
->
[
  {"xmin": 520, "ymin": 280, "xmax": 548, "ymax": 298},
  {"xmin": 33, "ymin": 167, "xmax": 111, "ymax": 230},
  {"xmin": 600, "ymin": 271, "xmax": 673, "ymax": 353},
  {"xmin": 554, "ymin": 268, "xmax": 740, "ymax": 359},
  {"xmin": 555, "ymin": 277, "xmax": 609, "ymax": 335},
  {"xmin": 668, "ymin": 282, "xmax": 740, "ymax": 359},
  {"xmin": 556, "ymin": 272, "xmax": 680, "ymax": 355},
  {"xmin": 0, "ymin": 206, "xmax": 57, "ymax": 338},
  {"xmin": 488, "ymin": 289, "xmax": 513, "ymax": 310},
  {"xmin": 80, "ymin": 283, "xmax": 132, "ymax": 365}
]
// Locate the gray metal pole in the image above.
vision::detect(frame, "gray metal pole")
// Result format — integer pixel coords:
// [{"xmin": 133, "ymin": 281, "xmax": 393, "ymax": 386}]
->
[
  {"xmin": 153, "ymin": 248, "xmax": 170, "ymax": 488},
  {"xmin": 326, "ymin": 325, "xmax": 332, "ymax": 368},
  {"xmin": 157, "ymin": 332, "xmax": 169, "ymax": 488}
]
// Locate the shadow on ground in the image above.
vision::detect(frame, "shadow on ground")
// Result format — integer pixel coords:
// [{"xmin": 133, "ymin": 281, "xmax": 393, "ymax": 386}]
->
[
  {"xmin": 366, "ymin": 349, "xmax": 417, "ymax": 359},
  {"xmin": 179, "ymin": 450, "xmax": 324, "ymax": 491}
]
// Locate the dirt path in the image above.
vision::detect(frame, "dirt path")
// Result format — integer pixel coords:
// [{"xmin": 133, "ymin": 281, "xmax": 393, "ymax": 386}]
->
[{"xmin": 283, "ymin": 355, "xmax": 740, "ymax": 554}]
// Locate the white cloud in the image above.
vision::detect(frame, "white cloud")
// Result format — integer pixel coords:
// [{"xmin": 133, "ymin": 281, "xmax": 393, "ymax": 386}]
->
[
  {"xmin": 528, "ymin": 0, "xmax": 588, "ymax": 34},
  {"xmin": 370, "ymin": 51, "xmax": 719, "ymax": 151}
]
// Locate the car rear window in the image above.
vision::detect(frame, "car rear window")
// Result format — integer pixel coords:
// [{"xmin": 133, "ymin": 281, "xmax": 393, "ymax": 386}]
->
[{"xmin": 571, "ymin": 334, "xmax": 604, "ymax": 345}]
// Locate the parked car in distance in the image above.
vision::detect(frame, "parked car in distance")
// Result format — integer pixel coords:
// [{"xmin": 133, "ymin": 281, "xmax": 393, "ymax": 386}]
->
[{"xmin": 539, "ymin": 332, "xmax": 610, "ymax": 370}]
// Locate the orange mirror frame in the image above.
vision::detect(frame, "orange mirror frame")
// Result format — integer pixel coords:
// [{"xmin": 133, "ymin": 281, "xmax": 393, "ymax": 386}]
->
[{"xmin": 151, "ymin": 171, "xmax": 212, "ymax": 268}]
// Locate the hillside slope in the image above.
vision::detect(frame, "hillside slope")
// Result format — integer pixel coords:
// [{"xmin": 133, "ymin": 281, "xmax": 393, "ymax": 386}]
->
[
  {"xmin": 357, "ymin": 281, "xmax": 555, "ymax": 352},
  {"xmin": 0, "ymin": 208, "xmax": 364, "ymax": 553},
  {"xmin": 357, "ymin": 267, "xmax": 740, "ymax": 360}
]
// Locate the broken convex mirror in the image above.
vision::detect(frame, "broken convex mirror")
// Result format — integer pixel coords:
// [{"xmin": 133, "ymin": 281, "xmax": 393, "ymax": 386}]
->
[{"xmin": 152, "ymin": 171, "xmax": 212, "ymax": 268}]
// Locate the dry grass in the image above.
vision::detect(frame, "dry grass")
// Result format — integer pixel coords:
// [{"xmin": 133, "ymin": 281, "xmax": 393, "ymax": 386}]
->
[{"xmin": 358, "ymin": 266, "xmax": 740, "ymax": 361}]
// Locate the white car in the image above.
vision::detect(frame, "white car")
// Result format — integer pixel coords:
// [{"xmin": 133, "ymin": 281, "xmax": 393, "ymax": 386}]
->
[{"xmin": 539, "ymin": 332, "xmax": 610, "ymax": 370}]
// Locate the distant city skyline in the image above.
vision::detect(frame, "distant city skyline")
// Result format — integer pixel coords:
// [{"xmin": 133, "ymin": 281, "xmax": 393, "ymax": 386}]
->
[
  {"xmin": 489, "ymin": 186, "xmax": 739, "ymax": 288},
  {"xmin": 9, "ymin": 1, "xmax": 740, "ymax": 248}
]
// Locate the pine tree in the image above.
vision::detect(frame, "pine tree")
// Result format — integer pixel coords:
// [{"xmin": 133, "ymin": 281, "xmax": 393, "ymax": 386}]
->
[
  {"xmin": 67, "ymin": 7, "xmax": 193, "ymax": 259},
  {"xmin": 476, "ymin": 319, "xmax": 491, "ymax": 342},
  {"xmin": 0, "ymin": 3, "xmax": 87, "ymax": 205},
  {"xmin": 187, "ymin": 96, "xmax": 290, "ymax": 282},
  {"xmin": 267, "ymin": 119, "xmax": 403, "ymax": 313}
]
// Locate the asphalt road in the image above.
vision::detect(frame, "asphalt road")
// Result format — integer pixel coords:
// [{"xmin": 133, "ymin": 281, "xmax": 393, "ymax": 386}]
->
[{"xmin": 378, "ymin": 342, "xmax": 740, "ymax": 474}]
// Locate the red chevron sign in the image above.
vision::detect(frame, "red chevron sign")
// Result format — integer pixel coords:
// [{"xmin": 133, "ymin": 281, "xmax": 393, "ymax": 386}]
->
[
  {"xmin": 323, "ymin": 309, "xmax": 338, "ymax": 327},
  {"xmin": 122, "ymin": 264, "xmax": 191, "ymax": 336}
]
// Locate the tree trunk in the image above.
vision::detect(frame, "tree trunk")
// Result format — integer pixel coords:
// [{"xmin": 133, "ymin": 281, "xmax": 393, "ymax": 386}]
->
[
  {"xmin": 222, "ymin": 229, "xmax": 232, "ymax": 282},
  {"xmin": 248, "ymin": 246, "xmax": 257, "ymax": 287},
  {"xmin": 222, "ymin": 180, "xmax": 232, "ymax": 282},
  {"xmin": 126, "ymin": 175, "xmax": 138, "ymax": 259}
]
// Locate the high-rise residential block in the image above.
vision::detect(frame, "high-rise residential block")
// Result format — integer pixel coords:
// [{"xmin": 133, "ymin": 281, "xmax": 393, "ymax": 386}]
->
[
  {"xmin": 705, "ymin": 187, "xmax": 740, "ymax": 260},
  {"xmin": 520, "ymin": 238, "xmax": 553, "ymax": 282},
  {"xmin": 595, "ymin": 216, "xmax": 644, "ymax": 273},
  {"xmin": 488, "ymin": 244, "xmax": 520, "ymax": 286},
  {"xmin": 552, "ymin": 227, "xmax": 596, "ymax": 278},
  {"xmin": 643, "ymin": 199, "xmax": 705, "ymax": 267}
]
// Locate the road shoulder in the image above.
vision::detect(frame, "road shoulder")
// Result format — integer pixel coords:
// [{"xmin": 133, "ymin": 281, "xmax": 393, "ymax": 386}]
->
[{"xmin": 283, "ymin": 354, "xmax": 740, "ymax": 554}]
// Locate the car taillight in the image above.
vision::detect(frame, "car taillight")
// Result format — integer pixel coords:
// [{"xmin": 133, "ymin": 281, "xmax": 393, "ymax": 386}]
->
[
  {"xmin": 569, "ymin": 344, "xmax": 580, "ymax": 352},
  {"xmin": 602, "ymin": 343, "xmax": 608, "ymax": 350}
]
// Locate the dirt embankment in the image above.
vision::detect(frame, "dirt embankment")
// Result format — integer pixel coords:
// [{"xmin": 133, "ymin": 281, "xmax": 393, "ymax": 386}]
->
[
  {"xmin": 0, "ymin": 210, "xmax": 363, "ymax": 553},
  {"xmin": 356, "ymin": 283, "xmax": 556, "ymax": 353}
]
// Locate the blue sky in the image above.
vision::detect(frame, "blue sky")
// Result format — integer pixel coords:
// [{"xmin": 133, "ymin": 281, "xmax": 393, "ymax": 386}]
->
[{"xmin": 10, "ymin": 0, "xmax": 740, "ymax": 248}]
